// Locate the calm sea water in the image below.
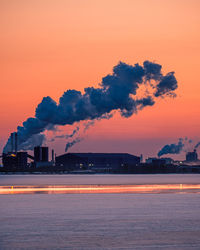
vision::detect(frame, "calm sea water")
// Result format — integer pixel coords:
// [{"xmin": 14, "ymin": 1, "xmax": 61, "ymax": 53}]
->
[{"xmin": 0, "ymin": 174, "xmax": 200, "ymax": 249}]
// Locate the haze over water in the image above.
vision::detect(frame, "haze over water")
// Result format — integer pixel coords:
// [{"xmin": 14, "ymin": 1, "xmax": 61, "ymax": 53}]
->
[{"xmin": 0, "ymin": 174, "xmax": 200, "ymax": 249}]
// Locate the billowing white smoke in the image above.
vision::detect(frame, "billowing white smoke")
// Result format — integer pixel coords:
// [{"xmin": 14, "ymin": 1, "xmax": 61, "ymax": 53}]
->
[
  {"xmin": 3, "ymin": 60, "xmax": 178, "ymax": 153},
  {"xmin": 157, "ymin": 138, "xmax": 185, "ymax": 157},
  {"xmin": 157, "ymin": 138, "xmax": 200, "ymax": 157}
]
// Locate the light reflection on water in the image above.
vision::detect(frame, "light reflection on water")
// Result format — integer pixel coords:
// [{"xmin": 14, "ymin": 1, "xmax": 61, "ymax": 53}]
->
[
  {"xmin": 0, "ymin": 175, "xmax": 200, "ymax": 249},
  {"xmin": 1, "ymin": 184, "xmax": 200, "ymax": 194}
]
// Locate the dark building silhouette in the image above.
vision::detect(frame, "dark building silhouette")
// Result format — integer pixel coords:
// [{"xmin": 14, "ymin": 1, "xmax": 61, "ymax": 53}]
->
[
  {"xmin": 2, "ymin": 152, "xmax": 27, "ymax": 169},
  {"xmin": 16, "ymin": 152, "xmax": 27, "ymax": 169},
  {"xmin": 33, "ymin": 146, "xmax": 54, "ymax": 167},
  {"xmin": 51, "ymin": 149, "xmax": 55, "ymax": 164},
  {"xmin": 34, "ymin": 146, "xmax": 49, "ymax": 162},
  {"xmin": 56, "ymin": 153, "xmax": 140, "ymax": 171},
  {"xmin": 42, "ymin": 147, "xmax": 48, "ymax": 162},
  {"xmin": 146, "ymin": 157, "xmax": 173, "ymax": 165},
  {"xmin": 34, "ymin": 147, "xmax": 41, "ymax": 162},
  {"xmin": 186, "ymin": 150, "xmax": 198, "ymax": 162},
  {"xmin": 2, "ymin": 153, "xmax": 17, "ymax": 169}
]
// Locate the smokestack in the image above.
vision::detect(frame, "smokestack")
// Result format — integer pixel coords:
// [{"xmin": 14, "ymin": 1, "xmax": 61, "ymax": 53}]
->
[
  {"xmin": 15, "ymin": 132, "xmax": 18, "ymax": 153},
  {"xmin": 52, "ymin": 149, "xmax": 54, "ymax": 163},
  {"xmin": 11, "ymin": 133, "xmax": 14, "ymax": 152},
  {"xmin": 40, "ymin": 147, "xmax": 42, "ymax": 161}
]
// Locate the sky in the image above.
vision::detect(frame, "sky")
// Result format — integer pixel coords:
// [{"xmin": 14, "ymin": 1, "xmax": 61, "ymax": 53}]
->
[{"xmin": 1, "ymin": 0, "xmax": 200, "ymax": 160}]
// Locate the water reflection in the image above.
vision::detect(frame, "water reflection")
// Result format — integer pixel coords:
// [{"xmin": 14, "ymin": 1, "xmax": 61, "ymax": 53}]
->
[{"xmin": 0, "ymin": 184, "xmax": 200, "ymax": 194}]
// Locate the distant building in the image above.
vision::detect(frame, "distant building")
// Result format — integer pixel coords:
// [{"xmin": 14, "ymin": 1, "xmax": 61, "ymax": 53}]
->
[
  {"xmin": 56, "ymin": 153, "xmax": 140, "ymax": 171},
  {"xmin": 160, "ymin": 157, "xmax": 173, "ymax": 165},
  {"xmin": 2, "ymin": 153, "xmax": 17, "ymax": 169},
  {"xmin": 34, "ymin": 146, "xmax": 53, "ymax": 167},
  {"xmin": 16, "ymin": 152, "xmax": 28, "ymax": 169},
  {"xmin": 2, "ymin": 152, "xmax": 27, "ymax": 169},
  {"xmin": 146, "ymin": 157, "xmax": 171, "ymax": 165},
  {"xmin": 34, "ymin": 146, "xmax": 48, "ymax": 162},
  {"xmin": 186, "ymin": 150, "xmax": 198, "ymax": 162}
]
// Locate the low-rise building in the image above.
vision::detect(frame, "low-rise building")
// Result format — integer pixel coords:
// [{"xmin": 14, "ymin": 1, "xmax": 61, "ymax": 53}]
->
[
  {"xmin": 186, "ymin": 150, "xmax": 198, "ymax": 162},
  {"xmin": 56, "ymin": 153, "xmax": 140, "ymax": 171}
]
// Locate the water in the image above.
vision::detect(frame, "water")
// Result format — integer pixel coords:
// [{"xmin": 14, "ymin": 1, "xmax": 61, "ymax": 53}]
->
[
  {"xmin": 0, "ymin": 174, "xmax": 200, "ymax": 249},
  {"xmin": 1, "ymin": 173, "xmax": 200, "ymax": 185}
]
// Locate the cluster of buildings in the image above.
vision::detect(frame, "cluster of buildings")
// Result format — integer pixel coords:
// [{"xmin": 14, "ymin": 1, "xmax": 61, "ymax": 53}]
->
[
  {"xmin": 1, "ymin": 146, "xmax": 54, "ymax": 170},
  {"xmin": 186, "ymin": 150, "xmax": 198, "ymax": 162},
  {"xmin": 0, "ymin": 132, "xmax": 54, "ymax": 170},
  {"xmin": 0, "ymin": 132, "xmax": 199, "ymax": 172}
]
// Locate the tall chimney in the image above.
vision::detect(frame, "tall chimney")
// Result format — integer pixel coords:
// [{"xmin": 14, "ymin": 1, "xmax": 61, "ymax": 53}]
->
[
  {"xmin": 11, "ymin": 133, "xmax": 14, "ymax": 152},
  {"xmin": 52, "ymin": 149, "xmax": 54, "ymax": 163},
  {"xmin": 40, "ymin": 147, "xmax": 42, "ymax": 161},
  {"xmin": 14, "ymin": 132, "xmax": 18, "ymax": 153}
]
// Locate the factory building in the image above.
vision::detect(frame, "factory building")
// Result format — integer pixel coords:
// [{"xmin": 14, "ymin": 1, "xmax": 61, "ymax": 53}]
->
[
  {"xmin": 2, "ymin": 146, "xmax": 54, "ymax": 169},
  {"xmin": 146, "ymin": 157, "xmax": 173, "ymax": 165},
  {"xmin": 2, "ymin": 152, "xmax": 27, "ymax": 170},
  {"xmin": 34, "ymin": 146, "xmax": 49, "ymax": 162},
  {"xmin": 2, "ymin": 132, "xmax": 55, "ymax": 169},
  {"xmin": 34, "ymin": 146, "xmax": 54, "ymax": 167},
  {"xmin": 146, "ymin": 157, "xmax": 166, "ymax": 165},
  {"xmin": 16, "ymin": 152, "xmax": 28, "ymax": 168},
  {"xmin": 2, "ymin": 132, "xmax": 28, "ymax": 169},
  {"xmin": 186, "ymin": 150, "xmax": 198, "ymax": 162},
  {"xmin": 56, "ymin": 153, "xmax": 140, "ymax": 171}
]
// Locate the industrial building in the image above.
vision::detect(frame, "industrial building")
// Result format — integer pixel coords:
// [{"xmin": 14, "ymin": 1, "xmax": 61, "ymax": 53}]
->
[
  {"xmin": 34, "ymin": 146, "xmax": 48, "ymax": 162},
  {"xmin": 186, "ymin": 150, "xmax": 198, "ymax": 162},
  {"xmin": 2, "ymin": 152, "xmax": 27, "ymax": 170},
  {"xmin": 55, "ymin": 153, "xmax": 140, "ymax": 171},
  {"xmin": 146, "ymin": 157, "xmax": 173, "ymax": 165},
  {"xmin": 1, "ymin": 132, "xmax": 199, "ymax": 173},
  {"xmin": 1, "ymin": 132, "xmax": 29, "ymax": 170},
  {"xmin": 1, "ymin": 132, "xmax": 54, "ymax": 169},
  {"xmin": 33, "ymin": 146, "xmax": 54, "ymax": 167}
]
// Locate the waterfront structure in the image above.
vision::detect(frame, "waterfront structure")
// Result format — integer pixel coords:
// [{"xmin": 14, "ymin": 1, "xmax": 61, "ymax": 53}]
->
[
  {"xmin": 146, "ymin": 157, "xmax": 173, "ymax": 165},
  {"xmin": 56, "ymin": 153, "xmax": 140, "ymax": 171},
  {"xmin": 34, "ymin": 146, "xmax": 48, "ymax": 162},
  {"xmin": 2, "ymin": 152, "xmax": 27, "ymax": 170},
  {"xmin": 34, "ymin": 146, "xmax": 54, "ymax": 167},
  {"xmin": 186, "ymin": 150, "xmax": 198, "ymax": 162}
]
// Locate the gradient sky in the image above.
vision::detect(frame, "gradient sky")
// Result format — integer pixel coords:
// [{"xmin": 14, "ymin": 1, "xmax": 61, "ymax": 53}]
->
[{"xmin": 1, "ymin": 0, "xmax": 200, "ymax": 160}]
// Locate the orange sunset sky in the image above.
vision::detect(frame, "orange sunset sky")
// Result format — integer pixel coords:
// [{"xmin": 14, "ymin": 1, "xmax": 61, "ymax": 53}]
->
[{"xmin": 1, "ymin": 0, "xmax": 200, "ymax": 160}]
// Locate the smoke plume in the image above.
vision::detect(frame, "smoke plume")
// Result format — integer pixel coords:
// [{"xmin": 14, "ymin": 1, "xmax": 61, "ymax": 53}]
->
[
  {"xmin": 55, "ymin": 127, "xmax": 79, "ymax": 139},
  {"xmin": 157, "ymin": 137, "xmax": 200, "ymax": 157},
  {"xmin": 65, "ymin": 138, "xmax": 82, "ymax": 152},
  {"xmin": 195, "ymin": 142, "xmax": 200, "ymax": 149},
  {"xmin": 83, "ymin": 121, "xmax": 95, "ymax": 132},
  {"xmin": 157, "ymin": 138, "xmax": 185, "ymax": 157},
  {"xmin": 3, "ymin": 60, "xmax": 178, "ymax": 153}
]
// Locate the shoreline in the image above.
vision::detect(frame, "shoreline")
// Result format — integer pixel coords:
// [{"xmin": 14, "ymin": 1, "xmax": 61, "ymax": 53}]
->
[{"xmin": 1, "ymin": 171, "xmax": 200, "ymax": 175}]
